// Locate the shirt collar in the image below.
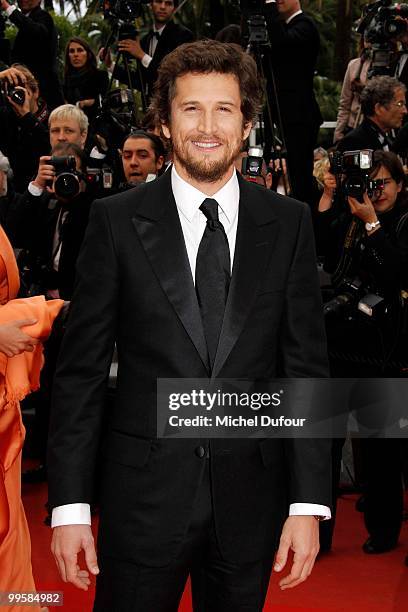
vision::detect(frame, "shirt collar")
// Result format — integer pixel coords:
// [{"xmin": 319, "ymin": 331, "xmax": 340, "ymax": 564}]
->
[
  {"xmin": 286, "ymin": 9, "xmax": 302, "ymax": 24},
  {"xmin": 171, "ymin": 165, "xmax": 239, "ymax": 225},
  {"xmin": 153, "ymin": 24, "xmax": 166, "ymax": 34}
]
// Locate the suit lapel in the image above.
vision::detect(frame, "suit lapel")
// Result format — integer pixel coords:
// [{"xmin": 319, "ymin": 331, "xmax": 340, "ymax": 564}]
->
[
  {"xmin": 131, "ymin": 171, "xmax": 210, "ymax": 373},
  {"xmin": 212, "ymin": 177, "xmax": 279, "ymax": 379}
]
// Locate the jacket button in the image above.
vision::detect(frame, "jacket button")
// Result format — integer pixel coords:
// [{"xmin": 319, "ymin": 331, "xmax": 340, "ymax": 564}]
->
[{"xmin": 195, "ymin": 446, "xmax": 206, "ymax": 458}]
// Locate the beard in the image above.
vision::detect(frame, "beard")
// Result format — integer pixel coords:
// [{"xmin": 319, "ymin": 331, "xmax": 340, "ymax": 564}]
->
[{"xmin": 171, "ymin": 133, "xmax": 244, "ymax": 184}]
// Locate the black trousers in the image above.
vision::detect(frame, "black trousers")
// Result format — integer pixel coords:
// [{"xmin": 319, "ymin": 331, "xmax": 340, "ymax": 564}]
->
[{"xmin": 93, "ymin": 460, "xmax": 274, "ymax": 612}]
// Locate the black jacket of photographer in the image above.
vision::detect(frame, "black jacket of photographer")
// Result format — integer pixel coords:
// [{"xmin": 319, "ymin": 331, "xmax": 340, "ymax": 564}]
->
[
  {"xmin": 113, "ymin": 20, "xmax": 194, "ymax": 102},
  {"xmin": 5, "ymin": 186, "xmax": 92, "ymax": 301},
  {"xmin": 9, "ymin": 5, "xmax": 64, "ymax": 110},
  {"xmin": 0, "ymin": 99, "xmax": 49, "ymax": 192},
  {"xmin": 336, "ymin": 118, "xmax": 394, "ymax": 153},
  {"xmin": 317, "ymin": 198, "xmax": 408, "ymax": 370},
  {"xmin": 263, "ymin": 5, "xmax": 322, "ymax": 129}
]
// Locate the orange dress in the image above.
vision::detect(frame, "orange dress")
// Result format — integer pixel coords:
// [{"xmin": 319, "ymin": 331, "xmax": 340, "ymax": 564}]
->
[{"xmin": 0, "ymin": 226, "xmax": 63, "ymax": 611}]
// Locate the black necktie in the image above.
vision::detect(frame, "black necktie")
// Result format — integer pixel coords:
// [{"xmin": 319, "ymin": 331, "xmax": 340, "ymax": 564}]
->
[{"xmin": 195, "ymin": 198, "xmax": 231, "ymax": 368}]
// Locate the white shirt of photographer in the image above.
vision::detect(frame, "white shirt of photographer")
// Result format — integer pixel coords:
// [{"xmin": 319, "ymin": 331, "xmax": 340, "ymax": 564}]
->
[{"xmin": 51, "ymin": 166, "xmax": 331, "ymax": 527}]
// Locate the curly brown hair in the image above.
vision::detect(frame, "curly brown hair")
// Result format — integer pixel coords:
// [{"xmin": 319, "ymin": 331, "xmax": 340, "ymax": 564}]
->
[{"xmin": 150, "ymin": 39, "xmax": 263, "ymax": 127}]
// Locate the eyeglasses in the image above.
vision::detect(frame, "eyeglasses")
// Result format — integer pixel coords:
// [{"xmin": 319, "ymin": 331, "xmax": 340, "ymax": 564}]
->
[{"xmin": 390, "ymin": 100, "xmax": 407, "ymax": 108}]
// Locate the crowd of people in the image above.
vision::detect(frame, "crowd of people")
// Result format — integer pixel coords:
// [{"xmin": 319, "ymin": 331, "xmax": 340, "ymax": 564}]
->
[{"xmin": 0, "ymin": 0, "xmax": 406, "ymax": 610}]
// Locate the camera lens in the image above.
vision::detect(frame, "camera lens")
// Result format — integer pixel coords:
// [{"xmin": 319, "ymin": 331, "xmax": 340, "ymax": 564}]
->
[
  {"xmin": 54, "ymin": 173, "xmax": 80, "ymax": 199},
  {"xmin": 9, "ymin": 87, "xmax": 25, "ymax": 105}
]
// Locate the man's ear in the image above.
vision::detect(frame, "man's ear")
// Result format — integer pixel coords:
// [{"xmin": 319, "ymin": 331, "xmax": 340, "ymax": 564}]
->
[
  {"xmin": 157, "ymin": 155, "xmax": 165, "ymax": 171},
  {"xmin": 162, "ymin": 124, "xmax": 171, "ymax": 140},
  {"xmin": 243, "ymin": 121, "xmax": 252, "ymax": 141}
]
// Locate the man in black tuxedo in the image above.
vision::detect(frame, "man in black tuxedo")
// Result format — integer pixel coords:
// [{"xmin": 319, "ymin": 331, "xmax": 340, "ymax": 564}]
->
[
  {"xmin": 263, "ymin": 0, "xmax": 322, "ymax": 205},
  {"xmin": 336, "ymin": 75, "xmax": 407, "ymax": 153},
  {"xmin": 48, "ymin": 40, "xmax": 331, "ymax": 611},
  {"xmin": 0, "ymin": 0, "xmax": 64, "ymax": 110},
  {"xmin": 115, "ymin": 0, "xmax": 194, "ymax": 103}
]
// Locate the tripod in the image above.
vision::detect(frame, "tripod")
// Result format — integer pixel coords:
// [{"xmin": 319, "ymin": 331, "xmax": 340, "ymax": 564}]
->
[{"xmin": 244, "ymin": 12, "xmax": 293, "ymax": 195}]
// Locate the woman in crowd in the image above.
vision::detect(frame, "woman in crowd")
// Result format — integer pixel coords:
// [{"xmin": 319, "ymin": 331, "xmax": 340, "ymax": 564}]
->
[
  {"xmin": 333, "ymin": 39, "xmax": 371, "ymax": 144},
  {"xmin": 63, "ymin": 37, "xmax": 109, "ymax": 124},
  {"xmin": 317, "ymin": 150, "xmax": 408, "ymax": 554},
  {"xmin": 0, "ymin": 224, "xmax": 63, "ymax": 610}
]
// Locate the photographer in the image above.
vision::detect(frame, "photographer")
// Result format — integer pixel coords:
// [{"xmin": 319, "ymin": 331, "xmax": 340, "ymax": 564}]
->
[
  {"xmin": 16, "ymin": 142, "xmax": 93, "ymax": 483},
  {"xmin": 337, "ymin": 76, "xmax": 407, "ymax": 153},
  {"xmin": 0, "ymin": 64, "xmax": 49, "ymax": 191},
  {"xmin": 317, "ymin": 150, "xmax": 408, "ymax": 555},
  {"xmin": 119, "ymin": 129, "xmax": 165, "ymax": 186},
  {"xmin": 0, "ymin": 0, "xmax": 64, "ymax": 110},
  {"xmin": 111, "ymin": 0, "xmax": 194, "ymax": 103},
  {"xmin": 263, "ymin": 0, "xmax": 322, "ymax": 204}
]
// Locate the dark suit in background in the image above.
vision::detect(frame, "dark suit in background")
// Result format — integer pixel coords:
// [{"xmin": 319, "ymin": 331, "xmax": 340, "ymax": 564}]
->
[
  {"xmin": 48, "ymin": 169, "xmax": 331, "ymax": 609},
  {"xmin": 9, "ymin": 5, "xmax": 64, "ymax": 110},
  {"xmin": 264, "ymin": 7, "xmax": 322, "ymax": 205},
  {"xmin": 336, "ymin": 117, "xmax": 391, "ymax": 153},
  {"xmin": 114, "ymin": 20, "xmax": 194, "ymax": 103}
]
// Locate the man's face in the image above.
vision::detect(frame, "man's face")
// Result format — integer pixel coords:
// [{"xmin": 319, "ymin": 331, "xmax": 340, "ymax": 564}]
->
[
  {"xmin": 121, "ymin": 137, "xmax": 164, "ymax": 184},
  {"xmin": 162, "ymin": 72, "xmax": 251, "ymax": 187},
  {"xmin": 49, "ymin": 117, "xmax": 87, "ymax": 149},
  {"xmin": 376, "ymin": 87, "xmax": 407, "ymax": 130},
  {"xmin": 151, "ymin": 0, "xmax": 175, "ymax": 25},
  {"xmin": 17, "ymin": 0, "xmax": 40, "ymax": 13},
  {"xmin": 276, "ymin": 0, "xmax": 301, "ymax": 20}
]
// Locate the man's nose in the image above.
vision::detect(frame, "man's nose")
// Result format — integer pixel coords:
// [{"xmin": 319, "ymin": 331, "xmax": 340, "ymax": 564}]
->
[{"xmin": 198, "ymin": 111, "xmax": 216, "ymax": 134}]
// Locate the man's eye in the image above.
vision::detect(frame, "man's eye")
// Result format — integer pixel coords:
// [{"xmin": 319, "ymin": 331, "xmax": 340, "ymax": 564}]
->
[
  {"xmin": 219, "ymin": 106, "xmax": 231, "ymax": 112},
  {"xmin": 185, "ymin": 106, "xmax": 197, "ymax": 111}
]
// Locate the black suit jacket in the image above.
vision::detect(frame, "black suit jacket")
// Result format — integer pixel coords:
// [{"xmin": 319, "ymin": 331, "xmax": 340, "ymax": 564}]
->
[
  {"xmin": 48, "ymin": 170, "xmax": 331, "ymax": 566},
  {"xmin": 264, "ymin": 9, "xmax": 322, "ymax": 127},
  {"xmin": 10, "ymin": 6, "xmax": 64, "ymax": 110},
  {"xmin": 336, "ymin": 118, "xmax": 390, "ymax": 153},
  {"xmin": 114, "ymin": 20, "xmax": 194, "ymax": 100}
]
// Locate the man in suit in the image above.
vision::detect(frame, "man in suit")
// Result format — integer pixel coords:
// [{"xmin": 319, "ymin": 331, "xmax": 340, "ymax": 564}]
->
[
  {"xmin": 0, "ymin": 0, "xmax": 64, "ymax": 110},
  {"xmin": 115, "ymin": 0, "xmax": 194, "ymax": 103},
  {"xmin": 336, "ymin": 76, "xmax": 407, "ymax": 153},
  {"xmin": 263, "ymin": 0, "xmax": 322, "ymax": 205},
  {"xmin": 48, "ymin": 40, "xmax": 331, "ymax": 611}
]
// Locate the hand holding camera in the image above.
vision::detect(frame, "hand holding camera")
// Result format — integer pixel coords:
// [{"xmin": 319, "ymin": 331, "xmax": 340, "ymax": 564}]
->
[
  {"xmin": 117, "ymin": 37, "xmax": 144, "ymax": 60},
  {"xmin": 32, "ymin": 156, "xmax": 55, "ymax": 193},
  {"xmin": 348, "ymin": 192, "xmax": 379, "ymax": 227}
]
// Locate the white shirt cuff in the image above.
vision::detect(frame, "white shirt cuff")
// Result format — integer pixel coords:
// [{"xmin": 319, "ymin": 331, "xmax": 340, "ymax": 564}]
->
[
  {"xmin": 289, "ymin": 503, "xmax": 331, "ymax": 520},
  {"xmin": 28, "ymin": 181, "xmax": 43, "ymax": 196},
  {"xmin": 5, "ymin": 5, "xmax": 17, "ymax": 16},
  {"xmin": 89, "ymin": 146, "xmax": 106, "ymax": 160},
  {"xmin": 141, "ymin": 53, "xmax": 152, "ymax": 68},
  {"xmin": 51, "ymin": 503, "xmax": 91, "ymax": 527}
]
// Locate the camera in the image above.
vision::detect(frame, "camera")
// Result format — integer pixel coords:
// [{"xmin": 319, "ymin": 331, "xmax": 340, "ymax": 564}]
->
[
  {"xmin": 1, "ymin": 80, "xmax": 25, "ymax": 105},
  {"xmin": 101, "ymin": 0, "xmax": 149, "ymax": 22},
  {"xmin": 362, "ymin": 0, "xmax": 408, "ymax": 45},
  {"xmin": 330, "ymin": 149, "xmax": 376, "ymax": 202},
  {"xmin": 358, "ymin": 0, "xmax": 408, "ymax": 77},
  {"xmin": 50, "ymin": 155, "xmax": 81, "ymax": 199},
  {"xmin": 324, "ymin": 277, "xmax": 385, "ymax": 319},
  {"xmin": 242, "ymin": 147, "xmax": 264, "ymax": 179}
]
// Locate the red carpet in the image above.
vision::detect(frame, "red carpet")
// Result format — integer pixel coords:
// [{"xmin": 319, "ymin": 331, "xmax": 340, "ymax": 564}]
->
[{"xmin": 24, "ymin": 483, "xmax": 408, "ymax": 611}]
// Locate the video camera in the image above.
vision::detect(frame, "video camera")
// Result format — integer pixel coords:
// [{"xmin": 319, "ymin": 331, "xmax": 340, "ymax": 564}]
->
[
  {"xmin": 358, "ymin": 0, "xmax": 408, "ymax": 76},
  {"xmin": 330, "ymin": 149, "xmax": 377, "ymax": 202},
  {"xmin": 101, "ymin": 0, "xmax": 149, "ymax": 41}
]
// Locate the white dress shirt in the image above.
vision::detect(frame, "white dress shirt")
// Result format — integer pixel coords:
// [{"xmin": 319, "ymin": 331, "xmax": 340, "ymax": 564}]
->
[
  {"xmin": 141, "ymin": 24, "xmax": 166, "ymax": 69},
  {"xmin": 52, "ymin": 166, "xmax": 330, "ymax": 527}
]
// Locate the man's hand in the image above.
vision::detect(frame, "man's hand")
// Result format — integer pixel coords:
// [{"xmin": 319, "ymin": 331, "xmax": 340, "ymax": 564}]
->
[
  {"xmin": 117, "ymin": 38, "xmax": 145, "ymax": 60},
  {"xmin": 77, "ymin": 98, "xmax": 95, "ymax": 109},
  {"xmin": 32, "ymin": 156, "xmax": 55, "ymax": 192},
  {"xmin": 274, "ymin": 516, "xmax": 320, "ymax": 590},
  {"xmin": 52, "ymin": 525, "xmax": 99, "ymax": 591},
  {"xmin": 0, "ymin": 319, "xmax": 38, "ymax": 356},
  {"xmin": 0, "ymin": 1, "xmax": 11, "ymax": 11},
  {"xmin": 0, "ymin": 67, "xmax": 26, "ymax": 87}
]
